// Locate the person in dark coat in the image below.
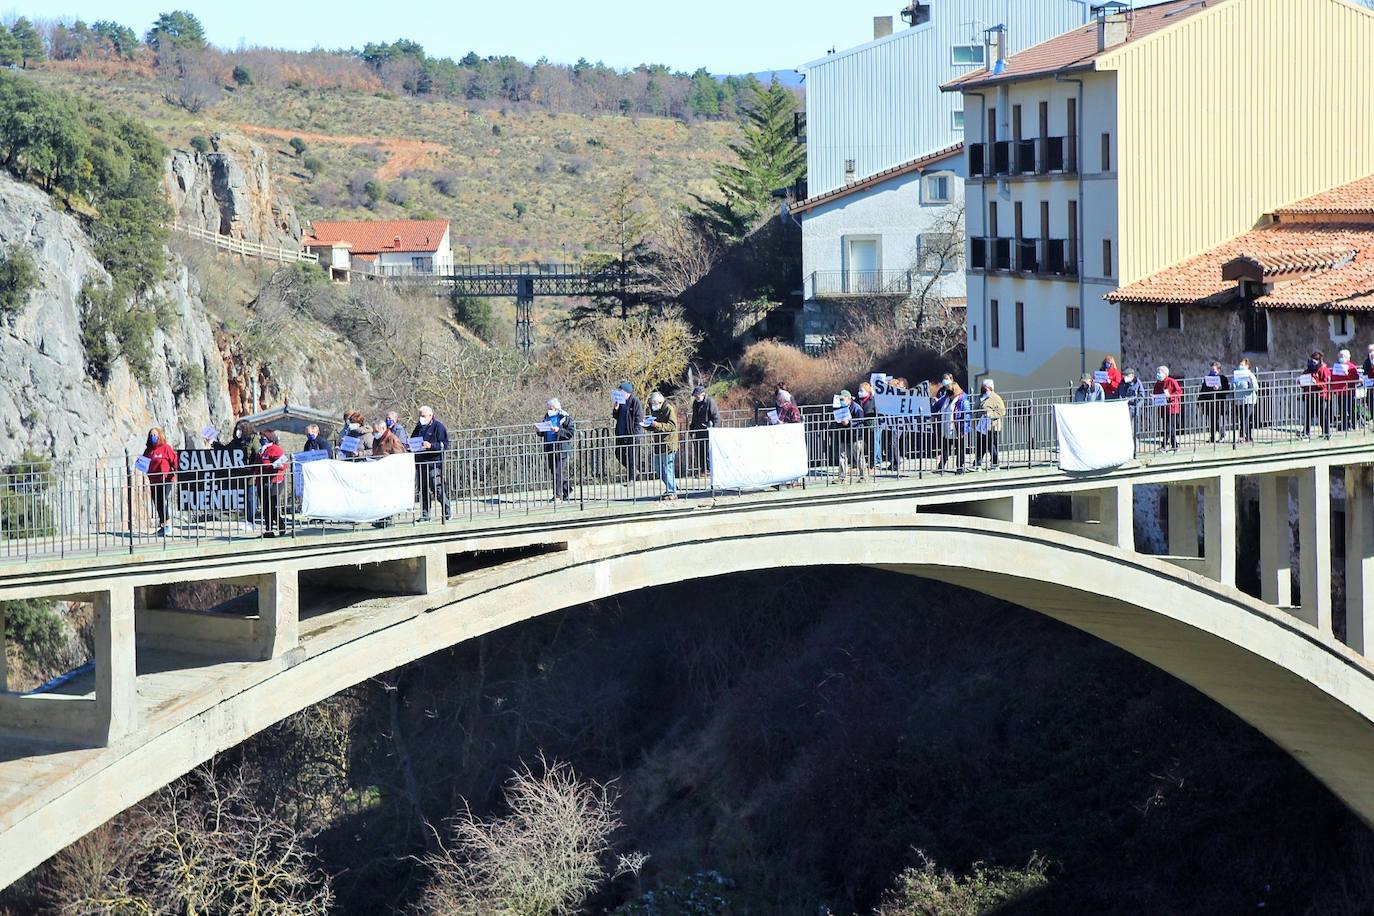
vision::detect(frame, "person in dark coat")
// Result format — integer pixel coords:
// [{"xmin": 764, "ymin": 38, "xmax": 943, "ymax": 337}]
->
[
  {"xmin": 855, "ymin": 382, "xmax": 878, "ymax": 470},
  {"xmin": 612, "ymin": 380, "xmax": 645, "ymax": 481},
  {"xmin": 1198, "ymin": 360, "xmax": 1232, "ymax": 443},
  {"xmin": 303, "ymin": 424, "xmax": 332, "ymax": 458},
  {"xmin": 1114, "ymin": 368, "xmax": 1149, "ymax": 455},
  {"xmin": 411, "ymin": 406, "xmax": 450, "ymax": 521},
  {"xmin": 686, "ymin": 385, "xmax": 719, "ymax": 477},
  {"xmin": 538, "ymin": 398, "xmax": 577, "ymax": 501},
  {"xmin": 213, "ymin": 419, "xmax": 260, "ymax": 531}
]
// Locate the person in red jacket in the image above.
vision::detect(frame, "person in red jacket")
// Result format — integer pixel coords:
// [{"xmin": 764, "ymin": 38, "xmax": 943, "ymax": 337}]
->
[
  {"xmin": 257, "ymin": 429, "xmax": 289, "ymax": 538},
  {"xmin": 143, "ymin": 426, "xmax": 178, "ymax": 536},
  {"xmin": 1302, "ymin": 350, "xmax": 1332, "ymax": 439},
  {"xmin": 1098, "ymin": 356, "xmax": 1124, "ymax": 399},
  {"xmin": 1153, "ymin": 366, "xmax": 1183, "ymax": 452},
  {"xmin": 1331, "ymin": 347, "xmax": 1358, "ymax": 431}
]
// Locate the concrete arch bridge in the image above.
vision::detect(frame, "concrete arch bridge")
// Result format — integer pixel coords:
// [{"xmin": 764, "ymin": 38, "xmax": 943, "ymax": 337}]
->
[{"xmin": 2, "ymin": 441, "xmax": 1374, "ymax": 887}]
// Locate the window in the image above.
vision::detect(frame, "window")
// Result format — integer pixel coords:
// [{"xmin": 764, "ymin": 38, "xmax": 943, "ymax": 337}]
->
[
  {"xmin": 1102, "ymin": 238, "xmax": 1113, "ymax": 278},
  {"xmin": 1066, "ymin": 306, "xmax": 1082, "ymax": 330},
  {"xmin": 918, "ymin": 232, "xmax": 961, "ymax": 273},
  {"xmin": 924, "ymin": 173, "xmax": 951, "ymax": 204},
  {"xmin": 990, "ymin": 300, "xmax": 1001, "ymax": 348},
  {"xmin": 1015, "ymin": 302, "xmax": 1026, "ymax": 352},
  {"xmin": 411, "ymin": 256, "xmax": 434, "ymax": 272},
  {"xmin": 952, "ymin": 44, "xmax": 985, "ymax": 66},
  {"xmin": 1331, "ymin": 313, "xmax": 1356, "ymax": 342},
  {"xmin": 1101, "ymin": 133, "xmax": 1112, "ymax": 172},
  {"xmin": 1242, "ymin": 307, "xmax": 1269, "ymax": 353},
  {"xmin": 951, "ymin": 109, "xmax": 965, "ymax": 131},
  {"xmin": 1159, "ymin": 304, "xmax": 1183, "ymax": 331}
]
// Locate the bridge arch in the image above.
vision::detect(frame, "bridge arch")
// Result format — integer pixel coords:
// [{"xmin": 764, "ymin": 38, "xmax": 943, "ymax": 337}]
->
[{"xmin": 5, "ymin": 506, "xmax": 1374, "ymax": 887}]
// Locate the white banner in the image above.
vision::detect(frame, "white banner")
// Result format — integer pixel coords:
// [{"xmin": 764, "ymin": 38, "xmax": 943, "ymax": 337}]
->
[
  {"xmin": 709, "ymin": 424, "xmax": 808, "ymax": 491},
  {"xmin": 875, "ymin": 392, "xmax": 931, "ymax": 417},
  {"xmin": 300, "ymin": 453, "xmax": 416, "ymax": 522},
  {"xmin": 1054, "ymin": 402, "xmax": 1134, "ymax": 472}
]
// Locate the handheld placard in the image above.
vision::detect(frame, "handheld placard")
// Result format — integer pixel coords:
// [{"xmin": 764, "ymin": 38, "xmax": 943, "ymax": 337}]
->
[
  {"xmin": 1297, "ymin": 374, "xmax": 1315, "ymax": 387},
  {"xmin": 201, "ymin": 425, "xmax": 218, "ymax": 442},
  {"xmin": 1203, "ymin": 375, "xmax": 1221, "ymax": 389},
  {"xmin": 611, "ymin": 389, "xmax": 628, "ymax": 405},
  {"xmin": 1093, "ymin": 370, "xmax": 1110, "ymax": 384},
  {"xmin": 640, "ymin": 416, "xmax": 656, "ymax": 428},
  {"xmin": 134, "ymin": 456, "xmax": 152, "ymax": 474},
  {"xmin": 833, "ymin": 407, "xmax": 850, "ymax": 422},
  {"xmin": 534, "ymin": 421, "xmax": 555, "ymax": 433},
  {"xmin": 339, "ymin": 435, "xmax": 362, "ymax": 454},
  {"xmin": 408, "ymin": 436, "xmax": 425, "ymax": 452},
  {"xmin": 1151, "ymin": 394, "xmax": 1168, "ymax": 407},
  {"xmin": 766, "ymin": 409, "xmax": 779, "ymax": 425}
]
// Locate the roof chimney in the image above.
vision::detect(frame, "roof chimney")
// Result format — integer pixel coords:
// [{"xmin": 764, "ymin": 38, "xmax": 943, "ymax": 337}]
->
[
  {"xmin": 393, "ymin": 235, "xmax": 402, "ymax": 248},
  {"xmin": 1095, "ymin": 2, "xmax": 1130, "ymax": 52},
  {"xmin": 873, "ymin": 16, "xmax": 893, "ymax": 40},
  {"xmin": 984, "ymin": 24, "xmax": 1008, "ymax": 74}
]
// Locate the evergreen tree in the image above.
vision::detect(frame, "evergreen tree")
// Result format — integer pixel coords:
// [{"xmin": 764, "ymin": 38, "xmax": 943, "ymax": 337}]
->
[
  {"xmin": 9, "ymin": 19, "xmax": 44, "ymax": 69},
  {"xmin": 692, "ymin": 78, "xmax": 805, "ymax": 241},
  {"xmin": 92, "ymin": 21, "xmax": 140, "ymax": 59},
  {"xmin": 145, "ymin": 11, "xmax": 207, "ymax": 53},
  {"xmin": 688, "ymin": 68, "xmax": 720, "ymax": 117},
  {"xmin": 574, "ymin": 179, "xmax": 657, "ymax": 322},
  {"xmin": 0, "ymin": 30, "xmax": 19, "ymax": 68}
]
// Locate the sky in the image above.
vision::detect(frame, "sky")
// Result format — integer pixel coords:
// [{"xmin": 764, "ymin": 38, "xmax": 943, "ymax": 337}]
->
[{"xmin": 33, "ymin": 0, "xmax": 911, "ymax": 75}]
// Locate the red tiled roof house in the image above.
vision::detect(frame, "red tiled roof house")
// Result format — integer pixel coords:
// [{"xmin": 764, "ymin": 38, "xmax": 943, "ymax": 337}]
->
[{"xmin": 302, "ymin": 219, "xmax": 453, "ymax": 280}]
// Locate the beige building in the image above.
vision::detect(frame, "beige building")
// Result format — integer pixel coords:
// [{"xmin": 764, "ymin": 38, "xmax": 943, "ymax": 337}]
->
[
  {"xmin": 1109, "ymin": 174, "xmax": 1374, "ymax": 378},
  {"xmin": 944, "ymin": 0, "xmax": 1374, "ymax": 391}
]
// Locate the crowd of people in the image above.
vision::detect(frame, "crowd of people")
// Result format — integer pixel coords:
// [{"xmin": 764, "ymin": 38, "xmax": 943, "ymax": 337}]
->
[{"xmin": 132, "ymin": 349, "xmax": 1374, "ymax": 535}]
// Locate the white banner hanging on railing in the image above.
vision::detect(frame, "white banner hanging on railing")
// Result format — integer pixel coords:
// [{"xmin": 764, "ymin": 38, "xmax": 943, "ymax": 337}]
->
[
  {"xmin": 300, "ymin": 453, "xmax": 416, "ymax": 522},
  {"xmin": 1054, "ymin": 402, "xmax": 1133, "ymax": 472},
  {"xmin": 709, "ymin": 424, "xmax": 808, "ymax": 491}
]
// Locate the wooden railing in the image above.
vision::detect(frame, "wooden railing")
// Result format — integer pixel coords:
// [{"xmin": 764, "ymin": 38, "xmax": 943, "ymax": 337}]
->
[{"xmin": 170, "ymin": 223, "xmax": 317, "ymax": 267}]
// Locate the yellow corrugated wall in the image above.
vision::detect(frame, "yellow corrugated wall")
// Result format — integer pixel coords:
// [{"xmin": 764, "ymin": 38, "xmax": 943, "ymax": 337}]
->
[{"xmin": 1100, "ymin": 0, "xmax": 1374, "ymax": 286}]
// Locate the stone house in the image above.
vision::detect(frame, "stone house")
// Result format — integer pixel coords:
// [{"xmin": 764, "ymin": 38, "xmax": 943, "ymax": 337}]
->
[{"xmin": 1108, "ymin": 174, "xmax": 1374, "ymax": 379}]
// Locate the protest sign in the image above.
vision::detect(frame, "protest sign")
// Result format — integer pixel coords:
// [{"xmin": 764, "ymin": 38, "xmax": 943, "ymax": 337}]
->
[
  {"xmin": 175, "ymin": 447, "xmax": 249, "ymax": 512},
  {"xmin": 1151, "ymin": 394, "xmax": 1168, "ymax": 407},
  {"xmin": 1203, "ymin": 375, "xmax": 1221, "ymax": 389},
  {"xmin": 134, "ymin": 456, "xmax": 152, "ymax": 474},
  {"xmin": 1297, "ymin": 374, "xmax": 1314, "ymax": 387},
  {"xmin": 407, "ymin": 436, "xmax": 425, "ymax": 452},
  {"xmin": 1094, "ymin": 370, "xmax": 1110, "ymax": 384},
  {"xmin": 611, "ymin": 389, "xmax": 629, "ymax": 405}
]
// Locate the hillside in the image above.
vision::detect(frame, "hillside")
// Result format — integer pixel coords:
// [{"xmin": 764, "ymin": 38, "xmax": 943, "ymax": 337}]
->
[{"xmin": 27, "ymin": 65, "xmax": 739, "ymax": 263}]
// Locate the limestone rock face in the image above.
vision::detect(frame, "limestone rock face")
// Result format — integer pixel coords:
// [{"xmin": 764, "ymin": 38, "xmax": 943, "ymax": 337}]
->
[
  {"xmin": 0, "ymin": 174, "xmax": 232, "ymax": 465},
  {"xmin": 164, "ymin": 134, "xmax": 301, "ymax": 249}
]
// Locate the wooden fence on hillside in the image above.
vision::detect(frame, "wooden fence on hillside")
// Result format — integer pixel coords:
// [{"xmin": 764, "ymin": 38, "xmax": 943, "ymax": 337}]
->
[{"xmin": 170, "ymin": 223, "xmax": 317, "ymax": 267}]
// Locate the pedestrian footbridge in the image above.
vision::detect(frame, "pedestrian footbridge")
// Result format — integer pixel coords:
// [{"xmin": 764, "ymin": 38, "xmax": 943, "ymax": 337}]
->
[{"xmin": 3, "ymin": 438, "xmax": 1374, "ymax": 888}]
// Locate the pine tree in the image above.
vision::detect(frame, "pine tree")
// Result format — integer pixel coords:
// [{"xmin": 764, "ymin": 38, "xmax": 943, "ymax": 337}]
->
[
  {"xmin": 692, "ymin": 78, "xmax": 805, "ymax": 241},
  {"xmin": 9, "ymin": 19, "xmax": 43, "ymax": 69},
  {"xmin": 574, "ymin": 179, "xmax": 657, "ymax": 322}
]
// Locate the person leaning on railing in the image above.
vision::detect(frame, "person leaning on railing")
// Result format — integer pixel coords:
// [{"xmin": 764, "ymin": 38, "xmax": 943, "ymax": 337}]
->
[
  {"xmin": 257, "ymin": 429, "xmax": 288, "ymax": 538},
  {"xmin": 1153, "ymin": 366, "xmax": 1183, "ymax": 452},
  {"xmin": 1301, "ymin": 351, "xmax": 1332, "ymax": 440},
  {"xmin": 537, "ymin": 399, "xmax": 576, "ymax": 502},
  {"xmin": 143, "ymin": 427, "xmax": 178, "ymax": 536},
  {"xmin": 1232, "ymin": 358, "xmax": 1258, "ymax": 443},
  {"xmin": 774, "ymin": 389, "xmax": 803, "ymax": 424}
]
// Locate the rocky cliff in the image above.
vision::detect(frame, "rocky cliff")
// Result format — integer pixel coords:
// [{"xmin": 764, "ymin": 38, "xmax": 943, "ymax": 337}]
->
[
  {"xmin": 0, "ymin": 174, "xmax": 233, "ymax": 466},
  {"xmin": 164, "ymin": 134, "xmax": 300, "ymax": 248}
]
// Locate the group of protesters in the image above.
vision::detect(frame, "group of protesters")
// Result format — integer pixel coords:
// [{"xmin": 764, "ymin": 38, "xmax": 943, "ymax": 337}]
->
[{"xmin": 136, "ymin": 346, "xmax": 1374, "ymax": 533}]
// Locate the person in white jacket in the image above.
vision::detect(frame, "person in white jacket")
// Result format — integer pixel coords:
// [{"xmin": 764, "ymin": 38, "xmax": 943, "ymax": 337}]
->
[{"xmin": 1231, "ymin": 358, "xmax": 1259, "ymax": 442}]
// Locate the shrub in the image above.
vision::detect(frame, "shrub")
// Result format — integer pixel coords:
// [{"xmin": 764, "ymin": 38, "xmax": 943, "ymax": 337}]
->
[
  {"xmin": 231, "ymin": 64, "xmax": 253, "ymax": 86},
  {"xmin": 874, "ymin": 852, "xmax": 1049, "ymax": 916},
  {"xmin": 289, "ymin": 136, "xmax": 307, "ymax": 157},
  {"xmin": 433, "ymin": 170, "xmax": 461, "ymax": 197},
  {"xmin": 386, "ymin": 182, "xmax": 412, "ymax": 206},
  {"xmin": 79, "ymin": 279, "xmax": 160, "ymax": 386},
  {"xmin": 0, "ymin": 246, "xmax": 38, "ymax": 317},
  {"xmin": 302, "ymin": 155, "xmax": 323, "ymax": 175},
  {"xmin": 453, "ymin": 295, "xmax": 498, "ymax": 341},
  {"xmin": 363, "ymin": 180, "xmax": 383, "ymax": 205},
  {"xmin": 188, "ymin": 134, "xmax": 210, "ymax": 154},
  {"xmin": 512, "ymin": 200, "xmax": 527, "ymax": 220},
  {"xmin": 2, "ymin": 599, "xmax": 66, "ymax": 671}
]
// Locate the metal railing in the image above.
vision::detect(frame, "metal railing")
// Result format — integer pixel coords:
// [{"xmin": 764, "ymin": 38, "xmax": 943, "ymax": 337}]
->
[
  {"xmin": 968, "ymin": 137, "xmax": 1078, "ymax": 178},
  {"xmin": 1, "ymin": 368, "xmax": 1370, "ymax": 563},
  {"xmin": 971, "ymin": 237, "xmax": 1077, "ymax": 278},
  {"xmin": 809, "ymin": 269, "xmax": 921, "ymax": 299}
]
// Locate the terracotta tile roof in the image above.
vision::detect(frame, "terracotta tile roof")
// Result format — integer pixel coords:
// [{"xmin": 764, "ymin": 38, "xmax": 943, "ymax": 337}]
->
[
  {"xmin": 943, "ymin": 0, "xmax": 1223, "ymax": 91},
  {"xmin": 789, "ymin": 144, "xmax": 963, "ymax": 216},
  {"xmin": 303, "ymin": 219, "xmax": 449, "ymax": 254},
  {"xmin": 1275, "ymin": 174, "xmax": 1374, "ymax": 217},
  {"xmin": 1107, "ymin": 223, "xmax": 1374, "ymax": 311}
]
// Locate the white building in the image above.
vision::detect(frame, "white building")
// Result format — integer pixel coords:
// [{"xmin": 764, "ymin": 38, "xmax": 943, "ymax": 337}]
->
[
  {"xmin": 302, "ymin": 219, "xmax": 453, "ymax": 278},
  {"xmin": 795, "ymin": 1, "xmax": 1093, "ymax": 347}
]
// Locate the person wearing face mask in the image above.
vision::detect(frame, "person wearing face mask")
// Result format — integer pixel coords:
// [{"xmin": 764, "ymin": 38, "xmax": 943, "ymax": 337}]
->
[
  {"xmin": 1153, "ymin": 366, "xmax": 1183, "ymax": 451},
  {"xmin": 215, "ymin": 419, "xmax": 260, "ymax": 531},
  {"xmin": 1198, "ymin": 360, "xmax": 1232, "ymax": 443},
  {"xmin": 975, "ymin": 379, "xmax": 1005, "ymax": 470},
  {"xmin": 1072, "ymin": 373, "xmax": 1105, "ymax": 403},
  {"xmin": 1114, "ymin": 368, "xmax": 1149, "ymax": 456},
  {"xmin": 774, "ymin": 389, "xmax": 803, "ymax": 424},
  {"xmin": 536, "ymin": 398, "xmax": 577, "ymax": 501},
  {"xmin": 371, "ymin": 417, "xmax": 406, "ymax": 457},
  {"xmin": 338, "ymin": 411, "xmax": 373, "ymax": 460},
  {"xmin": 855, "ymin": 382, "xmax": 878, "ymax": 471},
  {"xmin": 256, "ymin": 429, "xmax": 289, "ymax": 538},
  {"xmin": 1332, "ymin": 348, "xmax": 1358, "ymax": 432},
  {"xmin": 831, "ymin": 390, "xmax": 866, "ymax": 482},
  {"xmin": 302, "ymin": 423, "xmax": 332, "ymax": 458},
  {"xmin": 143, "ymin": 426, "xmax": 178, "ymax": 536},
  {"xmin": 934, "ymin": 380, "xmax": 970, "ymax": 472},
  {"xmin": 645, "ymin": 391, "xmax": 680, "ymax": 500},
  {"xmin": 1301, "ymin": 350, "xmax": 1331, "ymax": 439},
  {"xmin": 1232, "ymin": 358, "xmax": 1258, "ymax": 443},
  {"xmin": 686, "ymin": 385, "xmax": 720, "ymax": 478},
  {"xmin": 411, "ymin": 405, "xmax": 450, "ymax": 521},
  {"xmin": 1099, "ymin": 356, "xmax": 1123, "ymax": 398},
  {"xmin": 612, "ymin": 380, "xmax": 646, "ymax": 483}
]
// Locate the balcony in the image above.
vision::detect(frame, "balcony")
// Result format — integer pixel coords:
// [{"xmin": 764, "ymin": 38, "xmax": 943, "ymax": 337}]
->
[
  {"xmin": 968, "ymin": 137, "xmax": 1078, "ymax": 178},
  {"xmin": 970, "ymin": 238, "xmax": 1078, "ymax": 279},
  {"xmin": 809, "ymin": 269, "xmax": 919, "ymax": 299}
]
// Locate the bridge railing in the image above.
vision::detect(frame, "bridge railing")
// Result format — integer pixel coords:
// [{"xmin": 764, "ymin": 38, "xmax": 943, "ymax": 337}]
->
[{"xmin": 0, "ymin": 367, "xmax": 1367, "ymax": 561}]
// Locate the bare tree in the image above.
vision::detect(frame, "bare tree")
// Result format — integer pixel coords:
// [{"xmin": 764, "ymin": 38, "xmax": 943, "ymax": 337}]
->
[
  {"xmin": 417, "ymin": 758, "xmax": 622, "ymax": 916},
  {"xmin": 641, "ymin": 211, "xmax": 721, "ymax": 302}
]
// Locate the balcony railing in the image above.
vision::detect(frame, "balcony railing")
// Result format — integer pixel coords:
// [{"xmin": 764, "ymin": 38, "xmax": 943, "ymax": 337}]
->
[
  {"xmin": 809, "ymin": 269, "xmax": 920, "ymax": 299},
  {"xmin": 971, "ymin": 238, "xmax": 1077, "ymax": 278},
  {"xmin": 968, "ymin": 137, "xmax": 1078, "ymax": 178}
]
